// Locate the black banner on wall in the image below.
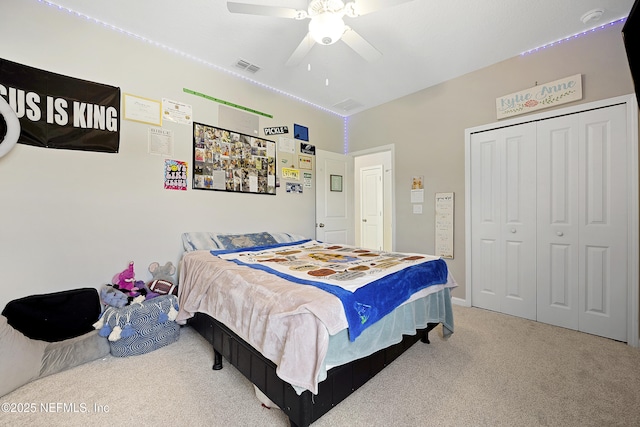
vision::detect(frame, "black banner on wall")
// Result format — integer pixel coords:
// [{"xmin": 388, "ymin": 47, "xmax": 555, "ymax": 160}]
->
[{"xmin": 0, "ymin": 58, "xmax": 120, "ymax": 153}]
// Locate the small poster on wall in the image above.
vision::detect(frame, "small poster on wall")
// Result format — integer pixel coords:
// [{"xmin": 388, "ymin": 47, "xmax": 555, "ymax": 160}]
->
[
  {"xmin": 303, "ymin": 172, "xmax": 312, "ymax": 188},
  {"xmin": 124, "ymin": 93, "xmax": 161, "ymax": 126},
  {"xmin": 148, "ymin": 127, "xmax": 173, "ymax": 156},
  {"xmin": 300, "ymin": 142, "xmax": 315, "ymax": 155},
  {"xmin": 286, "ymin": 182, "xmax": 303, "ymax": 193},
  {"xmin": 162, "ymin": 98, "xmax": 192, "ymax": 125},
  {"xmin": 435, "ymin": 192, "xmax": 454, "ymax": 258},
  {"xmin": 299, "ymin": 155, "xmax": 312, "ymax": 169},
  {"xmin": 165, "ymin": 159, "xmax": 188, "ymax": 191},
  {"xmin": 282, "ymin": 167, "xmax": 300, "ymax": 180},
  {"xmin": 294, "ymin": 124, "xmax": 308, "ymax": 141}
]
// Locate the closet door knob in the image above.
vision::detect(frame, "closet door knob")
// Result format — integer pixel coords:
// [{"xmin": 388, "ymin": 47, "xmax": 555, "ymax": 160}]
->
[
  {"xmin": 556, "ymin": 231, "xmax": 564, "ymax": 237},
  {"xmin": 510, "ymin": 228, "xmax": 516, "ymax": 233}
]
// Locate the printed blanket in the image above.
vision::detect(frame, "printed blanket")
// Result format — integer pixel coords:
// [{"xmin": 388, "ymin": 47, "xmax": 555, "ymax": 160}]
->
[{"xmin": 213, "ymin": 240, "xmax": 449, "ymax": 341}]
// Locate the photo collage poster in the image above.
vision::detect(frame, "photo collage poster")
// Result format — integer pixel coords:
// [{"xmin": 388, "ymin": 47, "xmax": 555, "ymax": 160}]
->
[{"xmin": 192, "ymin": 122, "xmax": 276, "ymax": 195}]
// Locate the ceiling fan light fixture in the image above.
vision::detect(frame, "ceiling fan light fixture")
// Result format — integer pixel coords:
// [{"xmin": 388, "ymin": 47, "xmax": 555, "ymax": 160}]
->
[{"xmin": 309, "ymin": 13, "xmax": 345, "ymax": 45}]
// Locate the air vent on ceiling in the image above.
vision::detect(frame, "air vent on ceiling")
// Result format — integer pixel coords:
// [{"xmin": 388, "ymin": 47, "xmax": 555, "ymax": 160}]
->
[
  {"xmin": 234, "ymin": 59, "xmax": 261, "ymax": 73},
  {"xmin": 333, "ymin": 98, "xmax": 363, "ymax": 111}
]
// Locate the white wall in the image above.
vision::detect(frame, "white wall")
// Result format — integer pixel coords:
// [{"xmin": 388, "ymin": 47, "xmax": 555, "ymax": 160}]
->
[
  {"xmin": 0, "ymin": 0, "xmax": 343, "ymax": 309},
  {"xmin": 348, "ymin": 22, "xmax": 636, "ymax": 301}
]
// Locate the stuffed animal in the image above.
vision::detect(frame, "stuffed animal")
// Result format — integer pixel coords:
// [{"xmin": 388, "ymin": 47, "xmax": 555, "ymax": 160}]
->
[
  {"xmin": 98, "ymin": 261, "xmax": 163, "ymax": 309},
  {"xmin": 110, "ymin": 261, "xmax": 149, "ymax": 301},
  {"xmin": 148, "ymin": 261, "xmax": 176, "ymax": 283},
  {"xmin": 112, "ymin": 261, "xmax": 140, "ymax": 292},
  {"xmin": 100, "ymin": 286, "xmax": 129, "ymax": 308},
  {"xmin": 147, "ymin": 262, "xmax": 178, "ymax": 296}
]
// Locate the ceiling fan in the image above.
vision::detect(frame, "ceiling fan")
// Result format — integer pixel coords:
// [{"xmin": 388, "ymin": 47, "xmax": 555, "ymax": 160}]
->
[{"xmin": 227, "ymin": 0, "xmax": 414, "ymax": 66}]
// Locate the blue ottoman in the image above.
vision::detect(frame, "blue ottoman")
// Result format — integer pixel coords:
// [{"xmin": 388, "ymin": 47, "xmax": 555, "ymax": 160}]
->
[{"xmin": 102, "ymin": 295, "xmax": 180, "ymax": 357}]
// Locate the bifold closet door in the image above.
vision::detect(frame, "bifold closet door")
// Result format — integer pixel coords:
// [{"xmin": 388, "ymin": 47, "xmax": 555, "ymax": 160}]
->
[
  {"xmin": 470, "ymin": 123, "xmax": 537, "ymax": 320},
  {"xmin": 537, "ymin": 104, "xmax": 628, "ymax": 341},
  {"xmin": 536, "ymin": 115, "xmax": 580, "ymax": 331}
]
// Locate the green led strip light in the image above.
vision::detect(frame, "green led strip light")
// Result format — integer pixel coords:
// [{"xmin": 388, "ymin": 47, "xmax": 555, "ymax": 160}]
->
[{"xmin": 183, "ymin": 88, "xmax": 273, "ymax": 118}]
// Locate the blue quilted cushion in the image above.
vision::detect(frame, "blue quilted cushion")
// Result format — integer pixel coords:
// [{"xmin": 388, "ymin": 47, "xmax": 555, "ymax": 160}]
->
[
  {"xmin": 109, "ymin": 321, "xmax": 179, "ymax": 357},
  {"xmin": 104, "ymin": 295, "xmax": 180, "ymax": 357}
]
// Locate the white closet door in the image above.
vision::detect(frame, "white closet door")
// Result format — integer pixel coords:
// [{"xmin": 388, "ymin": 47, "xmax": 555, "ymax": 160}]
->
[
  {"xmin": 578, "ymin": 105, "xmax": 628, "ymax": 341},
  {"xmin": 470, "ymin": 131, "xmax": 502, "ymax": 313},
  {"xmin": 537, "ymin": 115, "xmax": 580, "ymax": 330},
  {"xmin": 470, "ymin": 124, "xmax": 537, "ymax": 320},
  {"xmin": 537, "ymin": 104, "xmax": 628, "ymax": 341}
]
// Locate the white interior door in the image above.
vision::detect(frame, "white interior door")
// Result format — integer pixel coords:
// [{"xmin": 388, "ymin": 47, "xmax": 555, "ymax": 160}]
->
[
  {"xmin": 470, "ymin": 123, "xmax": 537, "ymax": 320},
  {"xmin": 537, "ymin": 105, "xmax": 628, "ymax": 341},
  {"xmin": 360, "ymin": 165, "xmax": 383, "ymax": 250},
  {"xmin": 501, "ymin": 126, "xmax": 538, "ymax": 320},
  {"xmin": 577, "ymin": 105, "xmax": 628, "ymax": 341},
  {"xmin": 470, "ymin": 130, "xmax": 502, "ymax": 313},
  {"xmin": 536, "ymin": 114, "xmax": 580, "ymax": 331},
  {"xmin": 315, "ymin": 149, "xmax": 354, "ymax": 244}
]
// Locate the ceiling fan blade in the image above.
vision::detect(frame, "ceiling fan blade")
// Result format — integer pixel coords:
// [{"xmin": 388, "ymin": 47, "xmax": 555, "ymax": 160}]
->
[
  {"xmin": 341, "ymin": 27, "xmax": 382, "ymax": 62},
  {"xmin": 227, "ymin": 2, "xmax": 303, "ymax": 19},
  {"xmin": 350, "ymin": 0, "xmax": 414, "ymax": 16},
  {"xmin": 285, "ymin": 33, "xmax": 316, "ymax": 67}
]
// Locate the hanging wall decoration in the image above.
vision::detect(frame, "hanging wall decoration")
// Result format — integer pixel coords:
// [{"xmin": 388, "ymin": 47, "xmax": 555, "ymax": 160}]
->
[
  {"xmin": 496, "ymin": 74, "xmax": 582, "ymax": 119},
  {"xmin": 164, "ymin": 159, "xmax": 188, "ymax": 191},
  {"xmin": 193, "ymin": 122, "xmax": 276, "ymax": 194},
  {"xmin": 0, "ymin": 57, "xmax": 120, "ymax": 153},
  {"xmin": 434, "ymin": 192, "xmax": 454, "ymax": 259}
]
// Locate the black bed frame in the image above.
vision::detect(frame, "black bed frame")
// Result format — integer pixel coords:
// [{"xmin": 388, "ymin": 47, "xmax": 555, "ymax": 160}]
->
[{"xmin": 188, "ymin": 311, "xmax": 438, "ymax": 427}]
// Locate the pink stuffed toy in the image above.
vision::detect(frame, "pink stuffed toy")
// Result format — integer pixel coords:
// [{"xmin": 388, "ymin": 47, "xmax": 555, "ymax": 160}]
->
[
  {"xmin": 112, "ymin": 261, "xmax": 144, "ymax": 296},
  {"xmin": 109, "ymin": 261, "xmax": 159, "ymax": 305}
]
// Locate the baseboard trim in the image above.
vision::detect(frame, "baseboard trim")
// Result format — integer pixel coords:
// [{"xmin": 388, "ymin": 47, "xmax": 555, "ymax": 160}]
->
[{"xmin": 452, "ymin": 296, "xmax": 469, "ymax": 307}]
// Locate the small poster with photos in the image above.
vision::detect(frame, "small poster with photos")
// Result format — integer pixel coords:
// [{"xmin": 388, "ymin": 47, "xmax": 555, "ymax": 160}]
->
[{"xmin": 192, "ymin": 122, "xmax": 276, "ymax": 194}]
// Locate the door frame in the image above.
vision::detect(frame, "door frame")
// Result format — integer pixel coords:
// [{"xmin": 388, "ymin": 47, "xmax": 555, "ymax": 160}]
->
[
  {"xmin": 351, "ymin": 144, "xmax": 395, "ymax": 251},
  {"xmin": 464, "ymin": 94, "xmax": 639, "ymax": 347}
]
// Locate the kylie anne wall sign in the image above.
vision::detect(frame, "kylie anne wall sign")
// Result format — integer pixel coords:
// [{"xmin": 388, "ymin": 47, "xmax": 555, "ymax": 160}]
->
[{"xmin": 496, "ymin": 74, "xmax": 582, "ymax": 120}]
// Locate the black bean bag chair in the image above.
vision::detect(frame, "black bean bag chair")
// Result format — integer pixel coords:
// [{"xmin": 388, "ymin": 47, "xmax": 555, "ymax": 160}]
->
[
  {"xmin": 1, "ymin": 288, "xmax": 109, "ymax": 397},
  {"xmin": 2, "ymin": 288, "xmax": 101, "ymax": 342}
]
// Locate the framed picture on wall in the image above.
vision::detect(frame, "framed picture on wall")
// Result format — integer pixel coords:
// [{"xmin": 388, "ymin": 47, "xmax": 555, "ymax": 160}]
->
[
  {"xmin": 330, "ymin": 174, "xmax": 343, "ymax": 192},
  {"xmin": 192, "ymin": 122, "xmax": 276, "ymax": 195}
]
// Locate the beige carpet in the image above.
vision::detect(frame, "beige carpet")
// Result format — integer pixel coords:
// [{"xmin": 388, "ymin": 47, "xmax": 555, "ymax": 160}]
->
[{"xmin": 1, "ymin": 304, "xmax": 639, "ymax": 427}]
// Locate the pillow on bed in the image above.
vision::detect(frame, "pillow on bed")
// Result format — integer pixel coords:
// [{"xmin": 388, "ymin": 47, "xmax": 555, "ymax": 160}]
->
[
  {"xmin": 217, "ymin": 232, "xmax": 277, "ymax": 250},
  {"xmin": 182, "ymin": 231, "xmax": 307, "ymax": 251}
]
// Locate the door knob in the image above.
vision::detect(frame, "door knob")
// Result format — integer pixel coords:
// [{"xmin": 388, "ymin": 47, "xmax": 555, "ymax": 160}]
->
[
  {"xmin": 557, "ymin": 231, "xmax": 564, "ymax": 237},
  {"xmin": 362, "ymin": 219, "xmax": 367, "ymax": 222},
  {"xmin": 318, "ymin": 223, "xmax": 325, "ymax": 228},
  {"xmin": 511, "ymin": 228, "xmax": 516, "ymax": 233}
]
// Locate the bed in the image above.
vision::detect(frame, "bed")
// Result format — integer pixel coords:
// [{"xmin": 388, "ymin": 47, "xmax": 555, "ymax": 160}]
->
[{"xmin": 176, "ymin": 232, "xmax": 456, "ymax": 427}]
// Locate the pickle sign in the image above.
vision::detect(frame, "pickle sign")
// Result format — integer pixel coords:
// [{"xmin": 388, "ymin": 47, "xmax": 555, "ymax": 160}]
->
[{"xmin": 263, "ymin": 126, "xmax": 288, "ymax": 135}]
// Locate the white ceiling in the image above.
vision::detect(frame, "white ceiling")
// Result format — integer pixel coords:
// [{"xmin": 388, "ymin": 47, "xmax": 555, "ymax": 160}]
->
[{"xmin": 44, "ymin": 0, "xmax": 635, "ymax": 116}]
